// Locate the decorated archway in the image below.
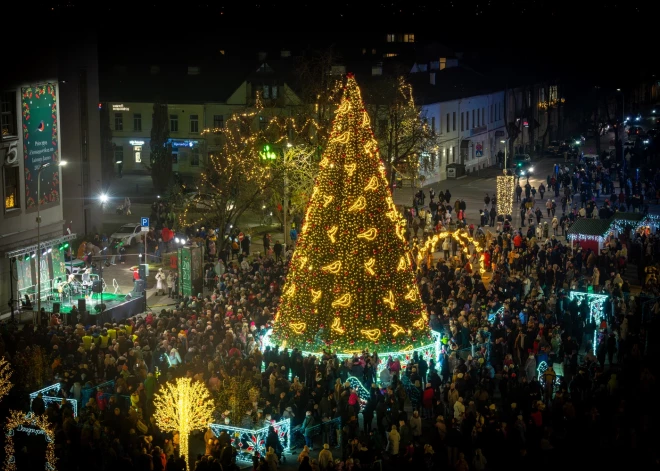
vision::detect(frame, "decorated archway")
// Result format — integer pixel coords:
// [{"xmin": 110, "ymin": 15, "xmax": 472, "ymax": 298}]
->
[
  {"xmin": 4, "ymin": 411, "xmax": 56, "ymax": 471},
  {"xmin": 416, "ymin": 229, "xmax": 486, "ymax": 274}
]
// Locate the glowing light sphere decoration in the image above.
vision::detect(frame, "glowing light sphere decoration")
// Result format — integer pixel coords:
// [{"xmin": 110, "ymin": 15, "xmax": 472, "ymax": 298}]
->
[
  {"xmin": 153, "ymin": 378, "xmax": 215, "ymax": 471},
  {"xmin": 271, "ymin": 74, "xmax": 435, "ymax": 358},
  {"xmin": 496, "ymin": 175, "xmax": 515, "ymax": 217}
]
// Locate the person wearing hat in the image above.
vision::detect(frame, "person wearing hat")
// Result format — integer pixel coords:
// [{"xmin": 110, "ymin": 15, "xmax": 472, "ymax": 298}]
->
[{"xmin": 318, "ymin": 443, "xmax": 333, "ymax": 470}]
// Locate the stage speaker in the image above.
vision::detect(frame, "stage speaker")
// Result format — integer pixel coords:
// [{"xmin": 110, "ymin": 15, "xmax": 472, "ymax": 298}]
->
[
  {"xmin": 52, "ymin": 302, "xmax": 60, "ymax": 314},
  {"xmin": 94, "ymin": 303, "xmax": 107, "ymax": 313},
  {"xmin": 133, "ymin": 279, "xmax": 146, "ymax": 293},
  {"xmin": 78, "ymin": 298, "xmax": 86, "ymax": 313},
  {"xmin": 92, "ymin": 280, "xmax": 103, "ymax": 293}
]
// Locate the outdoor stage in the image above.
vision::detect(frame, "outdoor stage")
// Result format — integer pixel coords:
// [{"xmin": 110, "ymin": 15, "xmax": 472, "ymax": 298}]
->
[{"xmin": 40, "ymin": 291, "xmax": 145, "ymax": 324}]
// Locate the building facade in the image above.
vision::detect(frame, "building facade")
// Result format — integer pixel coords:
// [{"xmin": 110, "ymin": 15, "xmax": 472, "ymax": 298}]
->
[{"xmin": 421, "ymin": 90, "xmax": 507, "ymax": 182}]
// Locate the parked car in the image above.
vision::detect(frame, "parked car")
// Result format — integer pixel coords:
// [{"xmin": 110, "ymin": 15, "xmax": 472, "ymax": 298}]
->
[
  {"xmin": 110, "ymin": 223, "xmax": 146, "ymax": 246},
  {"xmin": 547, "ymin": 140, "xmax": 561, "ymax": 154}
]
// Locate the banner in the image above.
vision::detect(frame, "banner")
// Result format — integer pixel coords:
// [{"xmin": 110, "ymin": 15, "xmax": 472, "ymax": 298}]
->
[
  {"xmin": 51, "ymin": 248, "xmax": 66, "ymax": 282},
  {"xmin": 21, "ymin": 83, "xmax": 60, "ymax": 209},
  {"xmin": 38, "ymin": 254, "xmax": 52, "ymax": 293},
  {"xmin": 16, "ymin": 259, "xmax": 34, "ymax": 292},
  {"xmin": 179, "ymin": 247, "xmax": 192, "ymax": 297},
  {"xmin": 191, "ymin": 245, "xmax": 203, "ymax": 295}
]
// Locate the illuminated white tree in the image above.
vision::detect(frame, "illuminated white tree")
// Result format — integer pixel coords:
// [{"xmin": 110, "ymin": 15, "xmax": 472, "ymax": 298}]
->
[
  {"xmin": 153, "ymin": 378, "xmax": 215, "ymax": 470},
  {"xmin": 0, "ymin": 356, "xmax": 13, "ymax": 401}
]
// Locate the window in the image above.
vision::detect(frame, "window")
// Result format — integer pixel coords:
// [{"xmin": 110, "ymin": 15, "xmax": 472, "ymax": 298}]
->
[
  {"xmin": 403, "ymin": 34, "xmax": 415, "ymax": 43},
  {"xmin": 190, "ymin": 147, "xmax": 200, "ymax": 167},
  {"xmin": 114, "ymin": 113, "xmax": 123, "ymax": 131},
  {"xmin": 172, "ymin": 149, "xmax": 178, "ymax": 164},
  {"xmin": 472, "ymin": 110, "xmax": 475, "ymax": 128},
  {"xmin": 490, "ymin": 104, "xmax": 493, "ymax": 123},
  {"xmin": 386, "ymin": 34, "xmax": 396, "ymax": 42},
  {"xmin": 259, "ymin": 117, "xmax": 269, "ymax": 131},
  {"xmin": 272, "ymin": 85, "xmax": 278, "ymax": 99},
  {"xmin": 431, "ymin": 116, "xmax": 436, "ymax": 134},
  {"xmin": 452, "ymin": 112, "xmax": 456, "ymax": 131},
  {"xmin": 263, "ymin": 85, "xmax": 270, "ymax": 99},
  {"xmin": 446, "ymin": 113, "xmax": 450, "ymax": 133},
  {"xmin": 527, "ymin": 90, "xmax": 532, "ymax": 107},
  {"xmin": 539, "ymin": 88, "xmax": 545, "ymax": 103},
  {"xmin": 115, "ymin": 146, "xmax": 124, "ymax": 163},
  {"xmin": 549, "ymin": 85, "xmax": 558, "ymax": 102},
  {"xmin": 482, "ymin": 108, "xmax": 485, "ymax": 126},
  {"xmin": 170, "ymin": 114, "xmax": 178, "ymax": 132},
  {"xmin": 3, "ymin": 165, "xmax": 19, "ymax": 210},
  {"xmin": 476, "ymin": 109, "xmax": 479, "ymax": 127},
  {"xmin": 133, "ymin": 146, "xmax": 142, "ymax": 163},
  {"xmin": 466, "ymin": 112, "xmax": 469, "ymax": 130},
  {"xmin": 133, "ymin": 113, "xmax": 142, "ymax": 131},
  {"xmin": 213, "ymin": 115, "xmax": 224, "ymax": 131},
  {"xmin": 190, "ymin": 114, "xmax": 199, "ymax": 133},
  {"xmin": 1, "ymin": 92, "xmax": 16, "ymax": 137}
]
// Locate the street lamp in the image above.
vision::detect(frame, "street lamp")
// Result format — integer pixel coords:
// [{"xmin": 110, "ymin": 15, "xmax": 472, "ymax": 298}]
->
[
  {"xmin": 617, "ymin": 89, "xmax": 625, "ymax": 173},
  {"xmin": 36, "ymin": 160, "xmax": 67, "ymax": 321}
]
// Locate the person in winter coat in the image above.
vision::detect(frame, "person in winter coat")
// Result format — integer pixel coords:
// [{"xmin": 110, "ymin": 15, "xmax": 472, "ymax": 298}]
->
[
  {"xmin": 155, "ymin": 268, "xmax": 165, "ymax": 295},
  {"xmin": 551, "ymin": 216, "xmax": 559, "ymax": 236},
  {"xmin": 409, "ymin": 411, "xmax": 422, "ymax": 442},
  {"xmin": 422, "ymin": 383, "xmax": 435, "ymax": 418},
  {"xmin": 266, "ymin": 447, "xmax": 279, "ymax": 471},
  {"xmin": 388, "ymin": 424, "xmax": 400, "ymax": 455},
  {"xmin": 166, "ymin": 271, "xmax": 174, "ymax": 298},
  {"xmin": 317, "ymin": 443, "xmax": 333, "ymax": 471}
]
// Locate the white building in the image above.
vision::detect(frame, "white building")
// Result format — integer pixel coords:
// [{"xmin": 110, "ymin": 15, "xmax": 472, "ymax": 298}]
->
[{"xmin": 412, "ymin": 66, "xmax": 507, "ymax": 183}]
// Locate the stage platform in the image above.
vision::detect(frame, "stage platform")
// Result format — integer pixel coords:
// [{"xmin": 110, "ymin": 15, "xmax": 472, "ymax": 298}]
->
[{"xmin": 39, "ymin": 291, "xmax": 145, "ymax": 324}]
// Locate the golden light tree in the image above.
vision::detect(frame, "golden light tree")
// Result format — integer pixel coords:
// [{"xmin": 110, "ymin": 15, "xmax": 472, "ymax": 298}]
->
[
  {"xmin": 153, "ymin": 378, "xmax": 215, "ymax": 471},
  {"xmin": 272, "ymin": 74, "xmax": 432, "ymax": 353},
  {"xmin": 215, "ymin": 376, "xmax": 261, "ymax": 424},
  {"xmin": 0, "ymin": 356, "xmax": 13, "ymax": 401}
]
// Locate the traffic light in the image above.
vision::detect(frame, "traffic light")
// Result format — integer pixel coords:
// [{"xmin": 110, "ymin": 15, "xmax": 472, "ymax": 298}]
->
[{"xmin": 260, "ymin": 144, "xmax": 278, "ymax": 162}]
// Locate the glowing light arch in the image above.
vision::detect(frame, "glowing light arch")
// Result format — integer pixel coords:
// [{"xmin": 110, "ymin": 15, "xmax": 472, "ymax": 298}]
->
[
  {"xmin": 416, "ymin": 229, "xmax": 486, "ymax": 273},
  {"xmin": 4, "ymin": 411, "xmax": 56, "ymax": 471}
]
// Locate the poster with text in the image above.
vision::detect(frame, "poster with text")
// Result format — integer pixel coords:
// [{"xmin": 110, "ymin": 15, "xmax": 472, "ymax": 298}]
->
[
  {"xmin": 16, "ymin": 259, "xmax": 34, "ymax": 292},
  {"xmin": 51, "ymin": 248, "xmax": 66, "ymax": 282},
  {"xmin": 179, "ymin": 247, "xmax": 192, "ymax": 297},
  {"xmin": 39, "ymin": 253, "xmax": 52, "ymax": 292},
  {"xmin": 21, "ymin": 83, "xmax": 60, "ymax": 209}
]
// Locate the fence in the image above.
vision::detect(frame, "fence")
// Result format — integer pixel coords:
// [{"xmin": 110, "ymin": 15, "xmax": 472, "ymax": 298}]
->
[{"xmin": 209, "ymin": 417, "xmax": 292, "ymax": 463}]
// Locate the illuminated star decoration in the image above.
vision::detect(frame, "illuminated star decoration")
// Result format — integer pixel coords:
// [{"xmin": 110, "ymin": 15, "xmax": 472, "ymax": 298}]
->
[{"xmin": 272, "ymin": 74, "xmax": 429, "ymax": 352}]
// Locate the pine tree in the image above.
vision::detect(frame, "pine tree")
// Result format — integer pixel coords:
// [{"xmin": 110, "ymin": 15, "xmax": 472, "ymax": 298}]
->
[{"xmin": 272, "ymin": 74, "xmax": 431, "ymax": 353}]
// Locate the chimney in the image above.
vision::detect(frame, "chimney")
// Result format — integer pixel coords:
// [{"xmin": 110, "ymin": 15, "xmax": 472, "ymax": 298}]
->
[{"xmin": 430, "ymin": 72, "xmax": 436, "ymax": 85}]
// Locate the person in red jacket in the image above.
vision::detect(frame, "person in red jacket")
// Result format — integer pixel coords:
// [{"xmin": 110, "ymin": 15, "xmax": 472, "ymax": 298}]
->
[{"xmin": 422, "ymin": 383, "xmax": 435, "ymax": 419}]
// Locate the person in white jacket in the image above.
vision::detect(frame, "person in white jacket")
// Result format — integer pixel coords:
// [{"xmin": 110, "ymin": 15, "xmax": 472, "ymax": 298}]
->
[{"xmin": 453, "ymin": 397, "xmax": 465, "ymax": 423}]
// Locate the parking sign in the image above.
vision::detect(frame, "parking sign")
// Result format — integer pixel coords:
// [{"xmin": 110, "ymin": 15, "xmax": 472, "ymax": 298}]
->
[{"xmin": 141, "ymin": 217, "xmax": 149, "ymax": 227}]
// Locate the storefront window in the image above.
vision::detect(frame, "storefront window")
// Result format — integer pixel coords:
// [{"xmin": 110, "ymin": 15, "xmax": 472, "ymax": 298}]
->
[{"xmin": 3, "ymin": 165, "xmax": 19, "ymax": 210}]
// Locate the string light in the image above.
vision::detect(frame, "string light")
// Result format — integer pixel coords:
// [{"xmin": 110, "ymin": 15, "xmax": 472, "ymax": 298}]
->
[
  {"xmin": 272, "ymin": 74, "xmax": 431, "ymax": 352},
  {"xmin": 4, "ymin": 411, "xmax": 56, "ymax": 471},
  {"xmin": 0, "ymin": 356, "xmax": 13, "ymax": 401},
  {"xmin": 209, "ymin": 418, "xmax": 291, "ymax": 463},
  {"xmin": 153, "ymin": 378, "xmax": 215, "ymax": 471},
  {"xmin": 417, "ymin": 229, "xmax": 487, "ymax": 274},
  {"xmin": 496, "ymin": 175, "xmax": 515, "ymax": 216}
]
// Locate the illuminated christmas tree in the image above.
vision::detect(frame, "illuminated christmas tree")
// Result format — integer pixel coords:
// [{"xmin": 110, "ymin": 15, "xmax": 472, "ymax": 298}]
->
[
  {"xmin": 153, "ymin": 378, "xmax": 215, "ymax": 471},
  {"xmin": 272, "ymin": 74, "xmax": 431, "ymax": 353}
]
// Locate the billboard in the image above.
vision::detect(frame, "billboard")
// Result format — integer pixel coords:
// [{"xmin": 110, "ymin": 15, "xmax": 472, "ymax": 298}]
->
[{"xmin": 21, "ymin": 83, "xmax": 60, "ymax": 209}]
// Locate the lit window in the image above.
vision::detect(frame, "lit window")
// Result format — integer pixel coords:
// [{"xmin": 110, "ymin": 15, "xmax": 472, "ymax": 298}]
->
[
  {"xmin": 403, "ymin": 34, "xmax": 415, "ymax": 43},
  {"xmin": 134, "ymin": 145, "xmax": 142, "ymax": 163},
  {"xmin": 386, "ymin": 34, "xmax": 396, "ymax": 42},
  {"xmin": 3, "ymin": 165, "xmax": 19, "ymax": 210},
  {"xmin": 549, "ymin": 85, "xmax": 558, "ymax": 102}
]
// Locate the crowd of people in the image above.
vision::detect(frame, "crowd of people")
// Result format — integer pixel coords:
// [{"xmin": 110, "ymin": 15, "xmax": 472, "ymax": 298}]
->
[{"xmin": 1, "ymin": 156, "xmax": 659, "ymax": 471}]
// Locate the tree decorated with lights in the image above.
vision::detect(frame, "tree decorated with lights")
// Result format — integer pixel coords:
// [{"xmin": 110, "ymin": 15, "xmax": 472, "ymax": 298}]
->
[
  {"xmin": 153, "ymin": 378, "xmax": 215, "ymax": 471},
  {"xmin": 0, "ymin": 356, "xmax": 13, "ymax": 401},
  {"xmin": 272, "ymin": 74, "xmax": 431, "ymax": 353}
]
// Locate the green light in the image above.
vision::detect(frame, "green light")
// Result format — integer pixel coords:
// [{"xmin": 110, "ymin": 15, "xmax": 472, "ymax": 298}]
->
[
  {"xmin": 260, "ymin": 144, "xmax": 278, "ymax": 161},
  {"xmin": 24, "ymin": 255, "xmax": 30, "ymax": 261}
]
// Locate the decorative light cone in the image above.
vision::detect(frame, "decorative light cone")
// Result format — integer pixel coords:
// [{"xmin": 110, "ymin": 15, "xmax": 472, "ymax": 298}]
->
[{"xmin": 271, "ymin": 74, "xmax": 434, "ymax": 355}]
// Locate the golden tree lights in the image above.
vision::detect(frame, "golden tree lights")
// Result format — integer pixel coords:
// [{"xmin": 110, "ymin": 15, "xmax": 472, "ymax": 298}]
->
[
  {"xmin": 417, "ymin": 229, "xmax": 487, "ymax": 274},
  {"xmin": 0, "ymin": 357, "xmax": 12, "ymax": 401},
  {"xmin": 272, "ymin": 74, "xmax": 430, "ymax": 353},
  {"xmin": 496, "ymin": 175, "xmax": 515, "ymax": 216},
  {"xmin": 153, "ymin": 378, "xmax": 215, "ymax": 471}
]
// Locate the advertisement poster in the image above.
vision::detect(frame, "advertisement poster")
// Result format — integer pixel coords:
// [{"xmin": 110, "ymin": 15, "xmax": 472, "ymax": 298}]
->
[
  {"xmin": 21, "ymin": 83, "xmax": 60, "ymax": 209},
  {"xmin": 39, "ymin": 254, "xmax": 52, "ymax": 293},
  {"xmin": 179, "ymin": 247, "xmax": 192, "ymax": 297},
  {"xmin": 51, "ymin": 248, "xmax": 66, "ymax": 282},
  {"xmin": 16, "ymin": 259, "xmax": 33, "ymax": 292}
]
